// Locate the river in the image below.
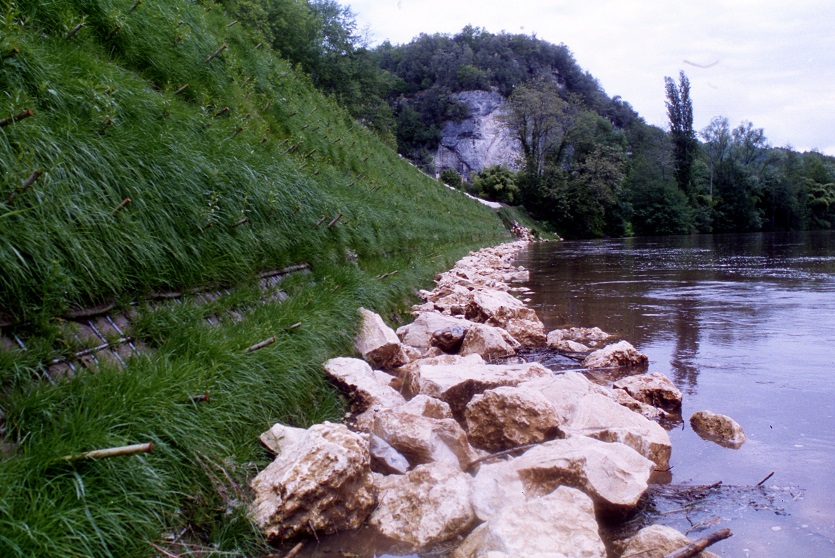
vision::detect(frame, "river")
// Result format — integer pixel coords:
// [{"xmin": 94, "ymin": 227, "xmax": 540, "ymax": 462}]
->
[{"xmin": 513, "ymin": 231, "xmax": 835, "ymax": 557}]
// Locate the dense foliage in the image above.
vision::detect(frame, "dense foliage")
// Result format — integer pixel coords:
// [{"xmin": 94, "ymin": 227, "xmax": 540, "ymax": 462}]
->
[{"xmin": 370, "ymin": 26, "xmax": 835, "ymax": 238}]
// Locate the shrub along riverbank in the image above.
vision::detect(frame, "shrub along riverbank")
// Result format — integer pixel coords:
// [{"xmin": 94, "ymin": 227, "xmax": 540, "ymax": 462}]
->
[{"xmin": 0, "ymin": 1, "xmax": 511, "ymax": 555}]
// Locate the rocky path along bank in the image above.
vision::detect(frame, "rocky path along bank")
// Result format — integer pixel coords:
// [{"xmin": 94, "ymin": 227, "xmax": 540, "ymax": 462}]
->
[{"xmin": 251, "ymin": 239, "xmax": 738, "ymax": 557}]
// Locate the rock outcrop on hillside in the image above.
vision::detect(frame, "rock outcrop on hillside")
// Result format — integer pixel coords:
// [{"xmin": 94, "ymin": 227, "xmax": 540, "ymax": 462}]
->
[{"xmin": 435, "ymin": 90, "xmax": 522, "ymax": 180}]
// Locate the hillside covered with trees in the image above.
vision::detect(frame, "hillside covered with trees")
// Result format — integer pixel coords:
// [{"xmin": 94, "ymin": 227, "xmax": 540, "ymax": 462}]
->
[{"xmin": 218, "ymin": 0, "xmax": 835, "ymax": 239}]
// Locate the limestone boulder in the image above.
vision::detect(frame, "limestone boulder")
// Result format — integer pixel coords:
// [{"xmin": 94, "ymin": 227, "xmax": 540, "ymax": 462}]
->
[
  {"xmin": 355, "ymin": 308, "xmax": 411, "ymax": 369},
  {"xmin": 464, "ymin": 289, "xmax": 546, "ymax": 346},
  {"xmin": 550, "ymin": 338, "xmax": 593, "ymax": 353},
  {"xmin": 502, "ymin": 317, "xmax": 547, "ymax": 347},
  {"xmin": 547, "ymin": 326, "xmax": 611, "ymax": 348},
  {"xmin": 362, "ymin": 400, "xmax": 478, "ymax": 470},
  {"xmin": 430, "ymin": 324, "xmax": 467, "ymax": 353},
  {"xmin": 690, "ymin": 410, "xmax": 746, "ymax": 448},
  {"xmin": 614, "ymin": 372, "xmax": 683, "ymax": 411},
  {"xmin": 464, "ymin": 386, "xmax": 561, "ymax": 452},
  {"xmin": 583, "ymin": 340, "xmax": 649, "ymax": 369},
  {"xmin": 564, "ymin": 393, "xmax": 672, "ymax": 470},
  {"xmin": 519, "ymin": 372, "xmax": 609, "ymax": 424},
  {"xmin": 471, "ymin": 437, "xmax": 653, "ymax": 520},
  {"xmin": 452, "ymin": 487, "xmax": 605, "ymax": 558},
  {"xmin": 251, "ymin": 422, "xmax": 374, "ymax": 541},
  {"xmin": 370, "ymin": 462, "xmax": 476, "ymax": 549},
  {"xmin": 396, "ymin": 312, "xmax": 474, "ymax": 350},
  {"xmin": 406, "ymin": 359, "xmax": 553, "ymax": 416},
  {"xmin": 608, "ymin": 388, "xmax": 665, "ymax": 420},
  {"xmin": 259, "ymin": 423, "xmax": 307, "ymax": 454},
  {"xmin": 620, "ymin": 524, "xmax": 721, "ymax": 558},
  {"xmin": 323, "ymin": 357, "xmax": 406, "ymax": 412},
  {"xmin": 459, "ymin": 323, "xmax": 520, "ymax": 359}
]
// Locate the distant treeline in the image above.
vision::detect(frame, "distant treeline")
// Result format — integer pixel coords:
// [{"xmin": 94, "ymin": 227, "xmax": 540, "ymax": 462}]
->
[{"xmin": 227, "ymin": 0, "xmax": 835, "ymax": 238}]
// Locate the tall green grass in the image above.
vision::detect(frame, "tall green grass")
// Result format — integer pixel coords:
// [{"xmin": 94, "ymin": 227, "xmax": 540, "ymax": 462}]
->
[
  {"xmin": 0, "ymin": 0, "xmax": 514, "ymax": 555},
  {"xmin": 0, "ymin": 0, "xmax": 506, "ymax": 322}
]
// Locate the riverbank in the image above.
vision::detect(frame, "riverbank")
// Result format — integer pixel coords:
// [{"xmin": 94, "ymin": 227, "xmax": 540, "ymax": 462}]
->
[{"xmin": 256, "ymin": 237, "xmax": 735, "ymax": 557}]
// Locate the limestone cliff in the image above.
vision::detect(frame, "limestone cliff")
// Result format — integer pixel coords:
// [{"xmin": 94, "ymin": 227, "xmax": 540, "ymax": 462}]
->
[{"xmin": 435, "ymin": 90, "xmax": 522, "ymax": 180}]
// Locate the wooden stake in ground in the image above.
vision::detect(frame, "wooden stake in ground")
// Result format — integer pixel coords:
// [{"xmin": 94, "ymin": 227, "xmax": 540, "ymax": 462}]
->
[
  {"xmin": 0, "ymin": 108, "xmax": 34, "ymax": 127},
  {"xmin": 63, "ymin": 442, "xmax": 154, "ymax": 462},
  {"xmin": 662, "ymin": 528, "xmax": 732, "ymax": 558}
]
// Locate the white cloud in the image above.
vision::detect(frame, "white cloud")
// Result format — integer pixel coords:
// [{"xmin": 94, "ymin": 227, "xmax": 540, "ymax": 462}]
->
[{"xmin": 348, "ymin": 0, "xmax": 835, "ymax": 155}]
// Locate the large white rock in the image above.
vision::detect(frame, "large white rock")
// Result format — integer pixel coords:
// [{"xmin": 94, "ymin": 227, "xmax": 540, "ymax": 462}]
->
[
  {"xmin": 259, "ymin": 423, "xmax": 308, "ymax": 454},
  {"xmin": 519, "ymin": 372, "xmax": 609, "ymax": 424},
  {"xmin": 620, "ymin": 524, "xmax": 721, "ymax": 558},
  {"xmin": 547, "ymin": 327, "xmax": 611, "ymax": 348},
  {"xmin": 361, "ymin": 400, "xmax": 478, "ymax": 470},
  {"xmin": 406, "ymin": 359, "xmax": 553, "ymax": 416},
  {"xmin": 464, "ymin": 289, "xmax": 546, "ymax": 346},
  {"xmin": 564, "ymin": 393, "xmax": 672, "ymax": 470},
  {"xmin": 690, "ymin": 410, "xmax": 746, "ymax": 448},
  {"xmin": 323, "ymin": 357, "xmax": 406, "ymax": 412},
  {"xmin": 369, "ymin": 434, "xmax": 410, "ymax": 475},
  {"xmin": 370, "ymin": 461, "xmax": 476, "ymax": 548},
  {"xmin": 452, "ymin": 486, "xmax": 606, "ymax": 558},
  {"xmin": 614, "ymin": 372, "xmax": 683, "ymax": 411},
  {"xmin": 583, "ymin": 340, "xmax": 649, "ymax": 369},
  {"xmin": 250, "ymin": 422, "xmax": 375, "ymax": 541},
  {"xmin": 355, "ymin": 308, "xmax": 411, "ymax": 369},
  {"xmin": 471, "ymin": 437, "xmax": 653, "ymax": 520},
  {"xmin": 396, "ymin": 312, "xmax": 475, "ymax": 350},
  {"xmin": 464, "ymin": 385, "xmax": 561, "ymax": 452},
  {"xmin": 459, "ymin": 323, "xmax": 521, "ymax": 359}
]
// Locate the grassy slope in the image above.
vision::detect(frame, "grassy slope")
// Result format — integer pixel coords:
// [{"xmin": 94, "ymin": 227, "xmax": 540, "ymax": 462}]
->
[{"xmin": 0, "ymin": 1, "xmax": 509, "ymax": 556}]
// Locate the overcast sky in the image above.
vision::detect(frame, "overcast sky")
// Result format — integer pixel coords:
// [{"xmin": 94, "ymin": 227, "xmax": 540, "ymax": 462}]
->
[{"xmin": 348, "ymin": 0, "xmax": 835, "ymax": 155}]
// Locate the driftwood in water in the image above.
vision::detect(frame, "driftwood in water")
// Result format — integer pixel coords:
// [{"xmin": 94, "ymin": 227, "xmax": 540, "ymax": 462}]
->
[{"xmin": 662, "ymin": 528, "xmax": 732, "ymax": 558}]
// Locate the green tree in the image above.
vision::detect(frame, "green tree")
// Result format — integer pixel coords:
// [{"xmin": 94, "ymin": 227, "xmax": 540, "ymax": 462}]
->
[
  {"xmin": 472, "ymin": 165, "xmax": 519, "ymax": 204},
  {"xmin": 664, "ymin": 71, "xmax": 697, "ymax": 197}
]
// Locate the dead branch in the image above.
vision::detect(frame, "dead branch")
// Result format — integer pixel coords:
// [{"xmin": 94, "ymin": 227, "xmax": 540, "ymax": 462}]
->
[
  {"xmin": 0, "ymin": 108, "xmax": 34, "ymax": 127},
  {"xmin": 204, "ymin": 44, "xmax": 227, "ymax": 63},
  {"xmin": 6, "ymin": 169, "xmax": 43, "ymax": 204},
  {"xmin": 326, "ymin": 212, "xmax": 343, "ymax": 228},
  {"xmin": 65, "ymin": 23, "xmax": 85, "ymax": 40},
  {"xmin": 245, "ymin": 336, "xmax": 276, "ymax": 353},
  {"xmin": 63, "ymin": 442, "xmax": 153, "ymax": 462},
  {"xmin": 662, "ymin": 528, "xmax": 732, "ymax": 558},
  {"xmin": 282, "ymin": 542, "xmax": 304, "ymax": 558},
  {"xmin": 111, "ymin": 197, "xmax": 131, "ymax": 215},
  {"xmin": 148, "ymin": 542, "xmax": 180, "ymax": 558},
  {"xmin": 756, "ymin": 471, "xmax": 774, "ymax": 486}
]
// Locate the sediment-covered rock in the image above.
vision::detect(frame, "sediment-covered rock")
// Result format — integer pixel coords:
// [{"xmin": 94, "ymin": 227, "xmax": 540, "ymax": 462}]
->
[
  {"xmin": 323, "ymin": 357, "xmax": 406, "ymax": 412},
  {"xmin": 464, "ymin": 385, "xmax": 561, "ymax": 452},
  {"xmin": 251, "ymin": 422, "xmax": 375, "ymax": 541},
  {"xmin": 370, "ymin": 461, "xmax": 476, "ymax": 548},
  {"xmin": 583, "ymin": 340, "xmax": 649, "ymax": 369},
  {"xmin": 614, "ymin": 371, "xmax": 683, "ymax": 411},
  {"xmin": 564, "ymin": 393, "xmax": 672, "ymax": 470},
  {"xmin": 458, "ymin": 322, "xmax": 520, "ymax": 359},
  {"xmin": 355, "ymin": 308, "xmax": 411, "ymax": 369},
  {"xmin": 547, "ymin": 326, "xmax": 611, "ymax": 348},
  {"xmin": 690, "ymin": 410, "xmax": 746, "ymax": 448},
  {"xmin": 471, "ymin": 437, "xmax": 653, "ymax": 519},
  {"xmin": 620, "ymin": 524, "xmax": 721, "ymax": 558},
  {"xmin": 453, "ymin": 486, "xmax": 606, "ymax": 558}
]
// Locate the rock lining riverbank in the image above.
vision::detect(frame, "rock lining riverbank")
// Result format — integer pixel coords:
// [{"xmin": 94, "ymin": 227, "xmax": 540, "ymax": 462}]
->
[{"xmin": 251, "ymin": 238, "xmax": 734, "ymax": 557}]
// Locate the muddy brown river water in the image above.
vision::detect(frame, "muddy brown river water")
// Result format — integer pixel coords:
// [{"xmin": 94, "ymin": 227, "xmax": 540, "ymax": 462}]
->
[{"xmin": 513, "ymin": 231, "xmax": 835, "ymax": 557}]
